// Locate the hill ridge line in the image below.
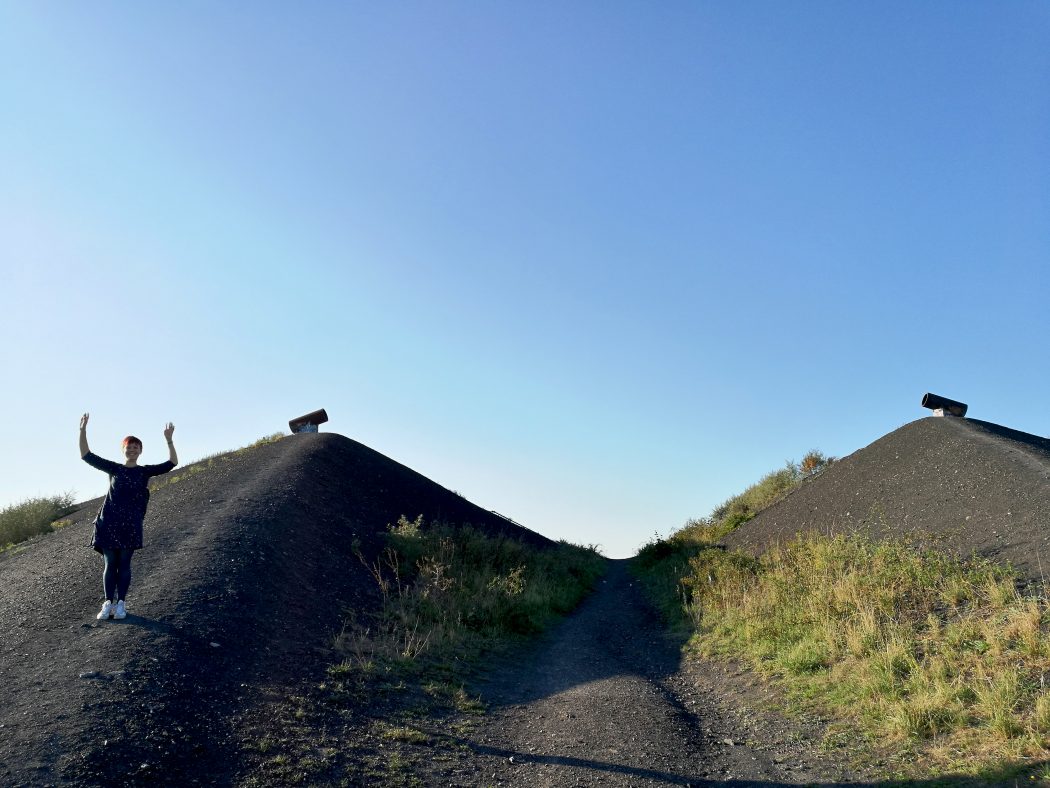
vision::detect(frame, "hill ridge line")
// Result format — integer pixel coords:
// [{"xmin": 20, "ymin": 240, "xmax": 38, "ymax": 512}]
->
[
  {"xmin": 724, "ymin": 416, "xmax": 1050, "ymax": 586},
  {"xmin": 946, "ymin": 416, "xmax": 1050, "ymax": 475}
]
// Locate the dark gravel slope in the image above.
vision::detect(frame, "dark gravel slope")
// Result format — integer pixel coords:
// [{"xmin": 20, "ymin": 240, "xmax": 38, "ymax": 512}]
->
[
  {"xmin": 724, "ymin": 417, "xmax": 1050, "ymax": 584},
  {"xmin": 0, "ymin": 432, "xmax": 548, "ymax": 787}
]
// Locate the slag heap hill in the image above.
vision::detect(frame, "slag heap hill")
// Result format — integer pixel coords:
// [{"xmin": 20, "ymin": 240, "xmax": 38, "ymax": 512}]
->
[
  {"xmin": 724, "ymin": 416, "xmax": 1050, "ymax": 585},
  {"xmin": 0, "ymin": 431, "xmax": 553, "ymax": 788}
]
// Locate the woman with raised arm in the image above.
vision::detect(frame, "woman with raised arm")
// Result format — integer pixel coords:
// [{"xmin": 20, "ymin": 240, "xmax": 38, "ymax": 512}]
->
[{"xmin": 79, "ymin": 413, "xmax": 178, "ymax": 620}]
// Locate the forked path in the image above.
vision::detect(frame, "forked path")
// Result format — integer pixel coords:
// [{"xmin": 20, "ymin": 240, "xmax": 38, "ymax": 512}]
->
[{"xmin": 429, "ymin": 560, "xmax": 863, "ymax": 787}]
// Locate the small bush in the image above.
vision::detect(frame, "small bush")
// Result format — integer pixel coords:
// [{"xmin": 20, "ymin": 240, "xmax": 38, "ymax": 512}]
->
[
  {"xmin": 709, "ymin": 450, "xmax": 833, "ymax": 529},
  {"xmin": 0, "ymin": 494, "xmax": 76, "ymax": 550},
  {"xmin": 888, "ymin": 687, "xmax": 964, "ymax": 739}
]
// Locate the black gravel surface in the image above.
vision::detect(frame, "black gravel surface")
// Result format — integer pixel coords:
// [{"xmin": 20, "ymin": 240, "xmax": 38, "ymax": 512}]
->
[
  {"xmin": 724, "ymin": 417, "xmax": 1050, "ymax": 585},
  {"xmin": 0, "ymin": 433, "xmax": 548, "ymax": 787}
]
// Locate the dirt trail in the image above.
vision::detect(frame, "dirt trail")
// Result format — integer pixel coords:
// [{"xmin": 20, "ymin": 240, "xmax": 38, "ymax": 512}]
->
[{"xmin": 418, "ymin": 561, "xmax": 863, "ymax": 787}]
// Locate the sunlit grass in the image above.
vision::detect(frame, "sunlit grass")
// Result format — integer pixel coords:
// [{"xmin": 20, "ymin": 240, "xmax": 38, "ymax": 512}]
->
[
  {"xmin": 336, "ymin": 515, "xmax": 607, "ymax": 670},
  {"xmin": 632, "ymin": 450, "xmax": 834, "ymax": 624},
  {"xmin": 681, "ymin": 532, "xmax": 1050, "ymax": 775}
]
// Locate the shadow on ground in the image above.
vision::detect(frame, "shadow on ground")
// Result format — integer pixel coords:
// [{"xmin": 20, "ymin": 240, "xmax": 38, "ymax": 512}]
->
[{"xmin": 442, "ymin": 735, "xmax": 1048, "ymax": 787}]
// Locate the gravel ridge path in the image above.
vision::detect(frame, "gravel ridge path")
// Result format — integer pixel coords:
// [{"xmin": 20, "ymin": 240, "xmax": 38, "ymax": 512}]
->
[{"xmin": 419, "ymin": 561, "xmax": 865, "ymax": 787}]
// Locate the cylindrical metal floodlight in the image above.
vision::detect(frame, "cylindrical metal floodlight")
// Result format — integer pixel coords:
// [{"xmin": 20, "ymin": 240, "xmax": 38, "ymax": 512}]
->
[
  {"xmin": 289, "ymin": 408, "xmax": 329, "ymax": 433},
  {"xmin": 921, "ymin": 393, "xmax": 968, "ymax": 417}
]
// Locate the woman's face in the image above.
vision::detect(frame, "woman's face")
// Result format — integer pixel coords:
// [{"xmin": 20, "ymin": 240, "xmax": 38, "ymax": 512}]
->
[{"xmin": 123, "ymin": 442, "xmax": 142, "ymax": 462}]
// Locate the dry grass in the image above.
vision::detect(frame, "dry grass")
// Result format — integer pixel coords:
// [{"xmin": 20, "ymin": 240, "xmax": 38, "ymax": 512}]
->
[
  {"xmin": 633, "ymin": 451, "xmax": 833, "ymax": 625},
  {"xmin": 682, "ymin": 532, "xmax": 1050, "ymax": 777}
]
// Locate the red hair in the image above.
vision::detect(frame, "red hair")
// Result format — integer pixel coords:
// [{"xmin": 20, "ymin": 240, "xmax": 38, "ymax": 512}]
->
[{"xmin": 122, "ymin": 436, "xmax": 143, "ymax": 448}]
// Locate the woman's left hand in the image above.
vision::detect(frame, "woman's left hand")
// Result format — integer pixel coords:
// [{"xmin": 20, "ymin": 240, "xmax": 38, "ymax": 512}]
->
[{"xmin": 163, "ymin": 422, "xmax": 175, "ymax": 440}]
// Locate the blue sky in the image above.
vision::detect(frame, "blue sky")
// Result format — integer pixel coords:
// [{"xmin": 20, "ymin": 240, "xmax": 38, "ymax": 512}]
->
[{"xmin": 2, "ymin": 2, "xmax": 1047, "ymax": 557}]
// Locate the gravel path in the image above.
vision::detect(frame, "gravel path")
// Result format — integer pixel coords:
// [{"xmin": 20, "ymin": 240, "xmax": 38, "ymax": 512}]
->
[{"xmin": 419, "ymin": 561, "xmax": 863, "ymax": 787}]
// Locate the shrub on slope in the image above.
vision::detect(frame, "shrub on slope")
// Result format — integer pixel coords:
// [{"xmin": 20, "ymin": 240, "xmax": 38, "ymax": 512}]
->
[
  {"xmin": 336, "ymin": 515, "xmax": 606, "ymax": 669},
  {"xmin": 0, "ymin": 494, "xmax": 76, "ymax": 551}
]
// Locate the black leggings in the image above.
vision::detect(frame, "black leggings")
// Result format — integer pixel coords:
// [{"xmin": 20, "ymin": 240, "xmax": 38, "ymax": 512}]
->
[{"xmin": 102, "ymin": 548, "xmax": 134, "ymax": 601}]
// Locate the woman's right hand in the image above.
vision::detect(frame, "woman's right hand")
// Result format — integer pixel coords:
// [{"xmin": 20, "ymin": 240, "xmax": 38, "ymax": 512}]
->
[{"xmin": 79, "ymin": 413, "xmax": 91, "ymax": 457}]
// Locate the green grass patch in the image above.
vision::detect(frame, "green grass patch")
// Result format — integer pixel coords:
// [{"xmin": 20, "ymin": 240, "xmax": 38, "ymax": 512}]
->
[
  {"xmin": 321, "ymin": 521, "xmax": 605, "ymax": 783},
  {"xmin": 151, "ymin": 458, "xmax": 215, "ymax": 489},
  {"xmin": 337, "ymin": 515, "xmax": 606, "ymax": 672}
]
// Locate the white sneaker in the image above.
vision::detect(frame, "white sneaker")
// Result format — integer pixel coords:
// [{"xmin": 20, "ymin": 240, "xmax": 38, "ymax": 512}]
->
[
  {"xmin": 97, "ymin": 600, "xmax": 114, "ymax": 620},
  {"xmin": 113, "ymin": 600, "xmax": 127, "ymax": 619}
]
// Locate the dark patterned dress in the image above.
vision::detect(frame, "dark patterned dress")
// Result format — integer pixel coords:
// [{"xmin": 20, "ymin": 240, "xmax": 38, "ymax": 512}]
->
[{"xmin": 82, "ymin": 452, "xmax": 175, "ymax": 553}]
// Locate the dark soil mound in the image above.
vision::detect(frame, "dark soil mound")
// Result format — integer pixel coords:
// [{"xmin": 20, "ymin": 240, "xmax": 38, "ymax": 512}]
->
[
  {"xmin": 0, "ymin": 432, "xmax": 551, "ymax": 787},
  {"xmin": 724, "ymin": 417, "xmax": 1050, "ymax": 585}
]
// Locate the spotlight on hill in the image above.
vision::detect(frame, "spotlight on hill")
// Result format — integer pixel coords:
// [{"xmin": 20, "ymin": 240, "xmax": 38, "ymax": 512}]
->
[
  {"xmin": 289, "ymin": 408, "xmax": 329, "ymax": 433},
  {"xmin": 921, "ymin": 393, "xmax": 968, "ymax": 418}
]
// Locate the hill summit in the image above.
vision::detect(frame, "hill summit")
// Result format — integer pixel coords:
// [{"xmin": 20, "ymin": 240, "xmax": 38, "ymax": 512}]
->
[{"xmin": 724, "ymin": 416, "xmax": 1050, "ymax": 585}]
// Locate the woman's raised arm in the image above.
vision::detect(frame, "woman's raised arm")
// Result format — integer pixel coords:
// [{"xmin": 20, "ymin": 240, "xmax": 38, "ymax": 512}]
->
[
  {"xmin": 79, "ymin": 413, "xmax": 90, "ymax": 458},
  {"xmin": 163, "ymin": 422, "xmax": 178, "ymax": 466}
]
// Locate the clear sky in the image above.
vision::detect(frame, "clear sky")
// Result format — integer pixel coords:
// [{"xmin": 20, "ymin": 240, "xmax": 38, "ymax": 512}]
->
[{"xmin": 2, "ymin": 3, "xmax": 1047, "ymax": 557}]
